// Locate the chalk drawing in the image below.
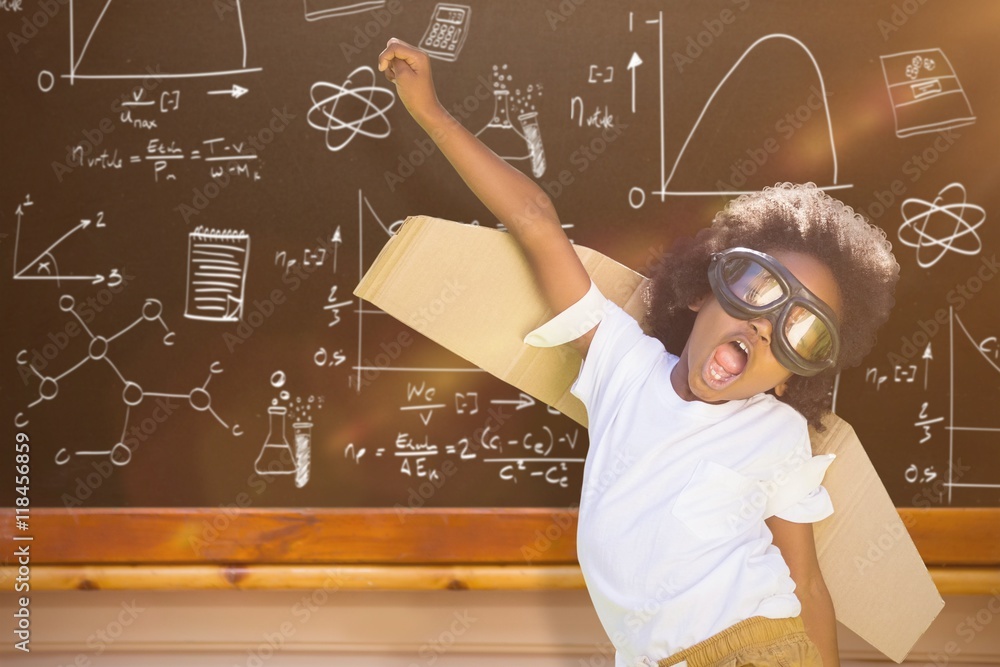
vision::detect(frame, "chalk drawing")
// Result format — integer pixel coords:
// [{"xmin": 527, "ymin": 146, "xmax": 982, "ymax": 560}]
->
[
  {"xmin": 898, "ymin": 183, "xmax": 985, "ymax": 268},
  {"xmin": 64, "ymin": 0, "xmax": 260, "ymax": 84},
  {"xmin": 419, "ymin": 3, "xmax": 471, "ymax": 62},
  {"xmin": 880, "ymin": 49, "xmax": 975, "ymax": 138},
  {"xmin": 11, "ymin": 195, "xmax": 120, "ymax": 286},
  {"xmin": 16, "ymin": 295, "xmax": 240, "ymax": 467},
  {"xmin": 184, "ymin": 227, "xmax": 250, "ymax": 322},
  {"xmin": 308, "ymin": 66, "xmax": 395, "ymax": 152},
  {"xmin": 630, "ymin": 16, "xmax": 850, "ymax": 204},
  {"xmin": 475, "ymin": 65, "xmax": 546, "ymax": 177},
  {"xmin": 304, "ymin": 0, "xmax": 385, "ymax": 21}
]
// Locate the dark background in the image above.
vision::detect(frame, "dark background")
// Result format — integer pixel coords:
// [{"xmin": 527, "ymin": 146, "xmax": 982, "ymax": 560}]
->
[{"xmin": 2, "ymin": 0, "xmax": 997, "ymax": 508}]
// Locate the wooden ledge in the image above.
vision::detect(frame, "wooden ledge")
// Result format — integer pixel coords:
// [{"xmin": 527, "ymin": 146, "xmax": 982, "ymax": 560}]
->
[
  {"xmin": 2, "ymin": 508, "xmax": 998, "ymax": 565},
  {"xmin": 2, "ymin": 564, "xmax": 998, "ymax": 594}
]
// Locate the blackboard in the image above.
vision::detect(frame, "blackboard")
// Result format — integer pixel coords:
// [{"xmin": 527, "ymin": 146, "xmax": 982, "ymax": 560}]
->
[{"xmin": 3, "ymin": 0, "xmax": 998, "ymax": 523}]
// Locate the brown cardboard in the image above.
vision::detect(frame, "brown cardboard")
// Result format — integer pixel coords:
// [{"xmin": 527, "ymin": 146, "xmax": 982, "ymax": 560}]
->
[{"xmin": 354, "ymin": 215, "xmax": 944, "ymax": 663}]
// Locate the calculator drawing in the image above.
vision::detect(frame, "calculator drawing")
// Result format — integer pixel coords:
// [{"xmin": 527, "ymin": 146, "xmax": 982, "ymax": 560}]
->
[{"xmin": 420, "ymin": 4, "xmax": 471, "ymax": 62}]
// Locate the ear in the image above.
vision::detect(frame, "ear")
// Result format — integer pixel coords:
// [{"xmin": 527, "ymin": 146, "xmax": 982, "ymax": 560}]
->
[
  {"xmin": 773, "ymin": 378, "xmax": 790, "ymax": 397},
  {"xmin": 688, "ymin": 294, "xmax": 709, "ymax": 312}
]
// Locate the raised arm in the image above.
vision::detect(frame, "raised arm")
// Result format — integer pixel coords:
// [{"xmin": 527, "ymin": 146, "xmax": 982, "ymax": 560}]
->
[{"xmin": 377, "ymin": 38, "xmax": 597, "ymax": 356}]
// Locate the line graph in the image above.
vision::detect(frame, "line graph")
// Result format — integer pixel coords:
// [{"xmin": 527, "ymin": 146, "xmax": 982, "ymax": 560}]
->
[
  {"xmin": 62, "ymin": 0, "xmax": 261, "ymax": 85},
  {"xmin": 945, "ymin": 306, "xmax": 1000, "ymax": 503},
  {"xmin": 11, "ymin": 195, "xmax": 118, "ymax": 286},
  {"xmin": 352, "ymin": 190, "xmax": 484, "ymax": 393},
  {"xmin": 628, "ymin": 15, "xmax": 851, "ymax": 208}
]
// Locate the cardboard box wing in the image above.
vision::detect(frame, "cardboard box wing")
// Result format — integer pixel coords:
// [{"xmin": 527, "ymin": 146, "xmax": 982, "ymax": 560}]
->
[{"xmin": 354, "ymin": 215, "xmax": 944, "ymax": 662}]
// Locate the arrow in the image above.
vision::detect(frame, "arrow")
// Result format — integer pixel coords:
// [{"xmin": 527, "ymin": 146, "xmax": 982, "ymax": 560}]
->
[
  {"xmin": 207, "ymin": 84, "xmax": 249, "ymax": 99},
  {"xmin": 923, "ymin": 342, "xmax": 932, "ymax": 391},
  {"xmin": 13, "ymin": 204, "xmax": 24, "ymax": 276},
  {"xmin": 490, "ymin": 393, "xmax": 536, "ymax": 411},
  {"xmin": 627, "ymin": 52, "xmax": 643, "ymax": 113},
  {"xmin": 15, "ymin": 219, "xmax": 89, "ymax": 278}
]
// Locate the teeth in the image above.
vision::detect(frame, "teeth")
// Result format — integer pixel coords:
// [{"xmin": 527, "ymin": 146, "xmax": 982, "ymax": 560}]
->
[{"xmin": 736, "ymin": 340, "xmax": 749, "ymax": 355}]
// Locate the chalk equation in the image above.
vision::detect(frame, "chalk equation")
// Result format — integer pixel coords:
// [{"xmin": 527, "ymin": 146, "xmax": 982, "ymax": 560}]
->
[
  {"xmin": 341, "ymin": 380, "xmax": 578, "ymax": 486},
  {"xmin": 62, "ymin": 136, "xmax": 262, "ymax": 182}
]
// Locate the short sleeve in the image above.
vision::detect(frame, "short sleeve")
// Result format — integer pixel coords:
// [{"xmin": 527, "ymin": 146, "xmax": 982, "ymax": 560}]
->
[
  {"xmin": 765, "ymin": 447, "xmax": 837, "ymax": 524},
  {"xmin": 523, "ymin": 281, "xmax": 610, "ymax": 348},
  {"xmin": 775, "ymin": 483, "xmax": 834, "ymax": 523},
  {"xmin": 568, "ymin": 300, "xmax": 664, "ymax": 427}
]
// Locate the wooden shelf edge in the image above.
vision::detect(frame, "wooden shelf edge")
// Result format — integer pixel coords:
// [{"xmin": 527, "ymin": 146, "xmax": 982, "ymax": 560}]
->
[
  {"xmin": 2, "ymin": 508, "xmax": 997, "ymax": 565},
  {"xmin": 2, "ymin": 564, "xmax": 998, "ymax": 593}
]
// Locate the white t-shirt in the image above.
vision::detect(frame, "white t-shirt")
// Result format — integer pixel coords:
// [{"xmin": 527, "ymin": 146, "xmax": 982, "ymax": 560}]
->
[{"xmin": 570, "ymin": 300, "xmax": 835, "ymax": 667}]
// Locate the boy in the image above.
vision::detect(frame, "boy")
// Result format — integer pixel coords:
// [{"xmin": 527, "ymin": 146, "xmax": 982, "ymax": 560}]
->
[{"xmin": 378, "ymin": 38, "xmax": 899, "ymax": 667}]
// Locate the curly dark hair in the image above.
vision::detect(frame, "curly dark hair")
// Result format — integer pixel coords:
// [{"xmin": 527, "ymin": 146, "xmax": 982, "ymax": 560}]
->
[{"xmin": 644, "ymin": 183, "xmax": 900, "ymax": 431}]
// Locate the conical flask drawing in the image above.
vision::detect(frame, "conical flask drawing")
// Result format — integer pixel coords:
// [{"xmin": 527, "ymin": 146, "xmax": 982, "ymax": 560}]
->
[
  {"xmin": 476, "ymin": 90, "xmax": 530, "ymax": 162},
  {"xmin": 255, "ymin": 406, "xmax": 297, "ymax": 475}
]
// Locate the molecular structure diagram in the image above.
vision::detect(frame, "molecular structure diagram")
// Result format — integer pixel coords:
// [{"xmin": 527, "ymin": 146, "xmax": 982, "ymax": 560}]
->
[
  {"xmin": 307, "ymin": 65, "xmax": 395, "ymax": 152},
  {"xmin": 16, "ymin": 294, "xmax": 242, "ymax": 466},
  {"xmin": 898, "ymin": 182, "xmax": 986, "ymax": 269}
]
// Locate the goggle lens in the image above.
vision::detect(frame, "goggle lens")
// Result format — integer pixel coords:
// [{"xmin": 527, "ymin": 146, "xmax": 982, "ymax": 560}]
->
[
  {"xmin": 783, "ymin": 304, "xmax": 834, "ymax": 363},
  {"xmin": 721, "ymin": 258, "xmax": 784, "ymax": 307},
  {"xmin": 719, "ymin": 257, "xmax": 834, "ymax": 364}
]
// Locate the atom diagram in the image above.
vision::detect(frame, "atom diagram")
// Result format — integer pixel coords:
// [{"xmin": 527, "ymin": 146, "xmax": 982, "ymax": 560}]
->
[
  {"xmin": 308, "ymin": 65, "xmax": 395, "ymax": 152},
  {"xmin": 898, "ymin": 182, "xmax": 986, "ymax": 268}
]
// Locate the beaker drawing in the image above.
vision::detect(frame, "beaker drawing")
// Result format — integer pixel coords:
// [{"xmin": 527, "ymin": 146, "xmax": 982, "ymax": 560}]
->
[
  {"xmin": 475, "ymin": 90, "xmax": 530, "ymax": 162},
  {"xmin": 293, "ymin": 422, "xmax": 313, "ymax": 488},
  {"xmin": 517, "ymin": 111, "xmax": 546, "ymax": 178},
  {"xmin": 255, "ymin": 406, "xmax": 297, "ymax": 475}
]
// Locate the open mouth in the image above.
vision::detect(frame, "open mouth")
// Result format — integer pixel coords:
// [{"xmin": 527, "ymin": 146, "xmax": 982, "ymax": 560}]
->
[{"xmin": 705, "ymin": 339, "xmax": 749, "ymax": 389}]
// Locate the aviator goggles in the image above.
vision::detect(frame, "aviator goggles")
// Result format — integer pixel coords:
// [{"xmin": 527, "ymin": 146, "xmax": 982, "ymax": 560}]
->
[{"xmin": 707, "ymin": 247, "xmax": 840, "ymax": 377}]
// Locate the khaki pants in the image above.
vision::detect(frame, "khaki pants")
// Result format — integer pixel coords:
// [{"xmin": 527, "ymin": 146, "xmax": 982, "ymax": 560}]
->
[{"xmin": 656, "ymin": 615, "xmax": 823, "ymax": 667}]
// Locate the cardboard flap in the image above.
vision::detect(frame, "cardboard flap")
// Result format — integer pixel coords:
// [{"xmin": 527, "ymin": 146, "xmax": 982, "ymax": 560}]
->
[
  {"xmin": 809, "ymin": 415, "xmax": 944, "ymax": 661},
  {"xmin": 355, "ymin": 216, "xmax": 646, "ymax": 426},
  {"xmin": 354, "ymin": 215, "xmax": 944, "ymax": 663}
]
